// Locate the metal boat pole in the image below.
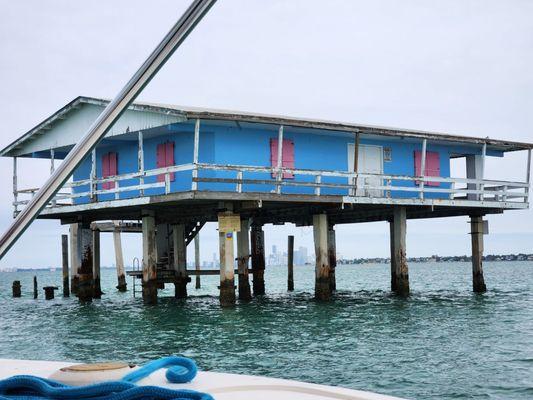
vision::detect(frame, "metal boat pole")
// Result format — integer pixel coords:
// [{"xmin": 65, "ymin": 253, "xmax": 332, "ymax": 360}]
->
[{"xmin": 0, "ymin": 0, "xmax": 217, "ymax": 259}]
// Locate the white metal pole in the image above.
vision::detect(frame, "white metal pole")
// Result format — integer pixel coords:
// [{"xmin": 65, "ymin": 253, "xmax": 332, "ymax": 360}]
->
[
  {"xmin": 276, "ymin": 125, "xmax": 284, "ymax": 194},
  {"xmin": 12, "ymin": 157, "xmax": 18, "ymax": 217},
  {"xmin": 480, "ymin": 143, "xmax": 487, "ymax": 200},
  {"xmin": 138, "ymin": 131, "xmax": 144, "ymax": 196},
  {"xmin": 419, "ymin": 139, "xmax": 427, "ymax": 200},
  {"xmin": 90, "ymin": 149, "xmax": 96, "ymax": 201},
  {"xmin": 0, "ymin": 0, "xmax": 217, "ymax": 260},
  {"xmin": 192, "ymin": 118, "xmax": 200, "ymax": 190}
]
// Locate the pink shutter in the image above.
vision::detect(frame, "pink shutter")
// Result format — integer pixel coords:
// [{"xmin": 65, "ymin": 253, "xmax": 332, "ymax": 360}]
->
[
  {"xmin": 156, "ymin": 143, "xmax": 166, "ymax": 182},
  {"xmin": 414, "ymin": 150, "xmax": 440, "ymax": 186},
  {"xmin": 270, "ymin": 138, "xmax": 294, "ymax": 179},
  {"xmin": 102, "ymin": 153, "xmax": 110, "ymax": 190},
  {"xmin": 166, "ymin": 142, "xmax": 175, "ymax": 182},
  {"xmin": 108, "ymin": 152, "xmax": 117, "ymax": 189}
]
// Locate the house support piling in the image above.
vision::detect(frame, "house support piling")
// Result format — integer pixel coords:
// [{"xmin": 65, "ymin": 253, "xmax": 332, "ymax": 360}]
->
[
  {"xmin": 470, "ymin": 215, "xmax": 487, "ymax": 293},
  {"xmin": 69, "ymin": 223, "xmax": 80, "ymax": 295},
  {"xmin": 12, "ymin": 281, "xmax": 21, "ymax": 297},
  {"xmin": 313, "ymin": 214, "xmax": 331, "ymax": 300},
  {"xmin": 250, "ymin": 224, "xmax": 266, "ymax": 296},
  {"xmin": 77, "ymin": 226, "xmax": 94, "ymax": 302},
  {"xmin": 287, "ymin": 235, "xmax": 294, "ymax": 291},
  {"xmin": 142, "ymin": 213, "xmax": 157, "ymax": 304},
  {"xmin": 237, "ymin": 218, "xmax": 252, "ymax": 301},
  {"xmin": 92, "ymin": 228, "xmax": 102, "ymax": 298},
  {"xmin": 219, "ymin": 231, "xmax": 236, "ymax": 307},
  {"xmin": 172, "ymin": 224, "xmax": 188, "ymax": 299},
  {"xmin": 113, "ymin": 223, "xmax": 127, "ymax": 291},
  {"xmin": 328, "ymin": 226, "xmax": 336, "ymax": 292},
  {"xmin": 390, "ymin": 207, "xmax": 409, "ymax": 296},
  {"xmin": 61, "ymin": 234, "xmax": 69, "ymax": 297},
  {"xmin": 194, "ymin": 235, "xmax": 201, "ymax": 289}
]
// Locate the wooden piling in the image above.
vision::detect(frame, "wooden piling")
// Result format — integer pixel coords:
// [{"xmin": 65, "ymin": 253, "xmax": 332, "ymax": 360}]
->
[
  {"xmin": 250, "ymin": 224, "xmax": 266, "ymax": 296},
  {"xmin": 33, "ymin": 275, "xmax": 38, "ymax": 299},
  {"xmin": 172, "ymin": 224, "xmax": 188, "ymax": 299},
  {"xmin": 142, "ymin": 213, "xmax": 157, "ymax": 304},
  {"xmin": 219, "ymin": 231, "xmax": 236, "ymax": 306},
  {"xmin": 43, "ymin": 286, "xmax": 58, "ymax": 300},
  {"xmin": 327, "ymin": 226, "xmax": 336, "ymax": 292},
  {"xmin": 313, "ymin": 214, "xmax": 331, "ymax": 300},
  {"xmin": 61, "ymin": 234, "xmax": 69, "ymax": 297},
  {"xmin": 237, "ymin": 219, "xmax": 252, "ymax": 301},
  {"xmin": 287, "ymin": 235, "xmax": 294, "ymax": 291},
  {"xmin": 92, "ymin": 229, "xmax": 102, "ymax": 299},
  {"xmin": 113, "ymin": 223, "xmax": 127, "ymax": 291},
  {"xmin": 194, "ymin": 235, "xmax": 201, "ymax": 289},
  {"xmin": 391, "ymin": 207, "xmax": 409, "ymax": 296},
  {"xmin": 69, "ymin": 223, "xmax": 80, "ymax": 295},
  {"xmin": 12, "ymin": 281, "xmax": 21, "ymax": 298},
  {"xmin": 77, "ymin": 227, "xmax": 94, "ymax": 302},
  {"xmin": 470, "ymin": 216, "xmax": 487, "ymax": 293}
]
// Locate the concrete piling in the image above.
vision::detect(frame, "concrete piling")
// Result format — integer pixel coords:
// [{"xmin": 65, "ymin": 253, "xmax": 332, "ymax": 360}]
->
[
  {"xmin": 313, "ymin": 214, "xmax": 331, "ymax": 300},
  {"xmin": 194, "ymin": 235, "xmax": 201, "ymax": 289},
  {"xmin": 327, "ymin": 226, "xmax": 336, "ymax": 292},
  {"xmin": 237, "ymin": 219, "xmax": 252, "ymax": 301},
  {"xmin": 142, "ymin": 213, "xmax": 158, "ymax": 304},
  {"xmin": 172, "ymin": 224, "xmax": 188, "ymax": 299},
  {"xmin": 77, "ymin": 226, "xmax": 94, "ymax": 302},
  {"xmin": 219, "ymin": 231, "xmax": 236, "ymax": 307},
  {"xmin": 250, "ymin": 224, "xmax": 266, "ymax": 296},
  {"xmin": 113, "ymin": 223, "xmax": 127, "ymax": 291},
  {"xmin": 287, "ymin": 235, "xmax": 294, "ymax": 291},
  {"xmin": 390, "ymin": 207, "xmax": 409, "ymax": 296},
  {"xmin": 470, "ymin": 215, "xmax": 487, "ymax": 293},
  {"xmin": 61, "ymin": 234, "xmax": 69, "ymax": 297},
  {"xmin": 33, "ymin": 276, "xmax": 38, "ymax": 299},
  {"xmin": 12, "ymin": 281, "xmax": 21, "ymax": 298},
  {"xmin": 69, "ymin": 223, "xmax": 80, "ymax": 295},
  {"xmin": 92, "ymin": 229, "xmax": 102, "ymax": 299}
]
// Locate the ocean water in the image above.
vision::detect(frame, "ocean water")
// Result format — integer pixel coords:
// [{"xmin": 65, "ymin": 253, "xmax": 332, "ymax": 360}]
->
[{"xmin": 0, "ymin": 261, "xmax": 532, "ymax": 399}]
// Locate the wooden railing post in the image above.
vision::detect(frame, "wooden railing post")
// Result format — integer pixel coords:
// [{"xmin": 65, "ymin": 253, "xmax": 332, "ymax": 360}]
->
[
  {"xmin": 192, "ymin": 118, "xmax": 200, "ymax": 191},
  {"xmin": 419, "ymin": 139, "xmax": 427, "ymax": 200},
  {"xmin": 276, "ymin": 125, "xmax": 284, "ymax": 194}
]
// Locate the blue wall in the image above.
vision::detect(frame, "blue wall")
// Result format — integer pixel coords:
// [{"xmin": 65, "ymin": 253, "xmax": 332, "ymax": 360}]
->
[{"xmin": 71, "ymin": 121, "xmax": 499, "ymax": 204}]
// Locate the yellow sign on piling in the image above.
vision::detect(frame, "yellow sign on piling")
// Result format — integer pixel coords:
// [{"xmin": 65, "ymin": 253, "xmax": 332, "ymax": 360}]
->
[{"xmin": 218, "ymin": 213, "xmax": 241, "ymax": 233}]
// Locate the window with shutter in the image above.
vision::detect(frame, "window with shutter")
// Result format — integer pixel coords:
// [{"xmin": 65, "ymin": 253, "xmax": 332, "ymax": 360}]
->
[
  {"xmin": 157, "ymin": 142, "xmax": 175, "ymax": 182},
  {"xmin": 102, "ymin": 152, "xmax": 117, "ymax": 190},
  {"xmin": 270, "ymin": 138, "xmax": 294, "ymax": 179},
  {"xmin": 414, "ymin": 150, "xmax": 440, "ymax": 186}
]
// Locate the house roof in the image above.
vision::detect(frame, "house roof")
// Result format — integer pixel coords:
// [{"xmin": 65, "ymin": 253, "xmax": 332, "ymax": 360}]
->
[{"xmin": 1, "ymin": 95, "xmax": 532, "ymax": 157}]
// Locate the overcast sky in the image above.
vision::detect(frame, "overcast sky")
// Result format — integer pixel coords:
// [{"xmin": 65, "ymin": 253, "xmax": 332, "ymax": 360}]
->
[{"xmin": 0, "ymin": 0, "xmax": 532, "ymax": 269}]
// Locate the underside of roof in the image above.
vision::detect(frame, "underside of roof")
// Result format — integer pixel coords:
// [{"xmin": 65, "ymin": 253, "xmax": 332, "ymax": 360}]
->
[{"xmin": 1, "ymin": 96, "xmax": 532, "ymax": 158}]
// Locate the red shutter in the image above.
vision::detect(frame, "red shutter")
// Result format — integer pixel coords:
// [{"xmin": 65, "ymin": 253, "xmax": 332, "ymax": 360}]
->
[
  {"xmin": 157, "ymin": 142, "xmax": 175, "ymax": 182},
  {"xmin": 414, "ymin": 150, "xmax": 440, "ymax": 187},
  {"xmin": 166, "ymin": 142, "xmax": 175, "ymax": 182},
  {"xmin": 270, "ymin": 138, "xmax": 294, "ymax": 179},
  {"xmin": 102, "ymin": 152, "xmax": 117, "ymax": 190}
]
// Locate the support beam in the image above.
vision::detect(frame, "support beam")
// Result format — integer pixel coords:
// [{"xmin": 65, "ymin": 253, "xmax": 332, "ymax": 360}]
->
[
  {"xmin": 172, "ymin": 224, "xmax": 188, "ymax": 299},
  {"xmin": 275, "ymin": 125, "xmax": 284, "ymax": 194},
  {"xmin": 470, "ymin": 216, "xmax": 487, "ymax": 293},
  {"xmin": 138, "ymin": 131, "xmax": 145, "ymax": 196},
  {"xmin": 192, "ymin": 119, "xmax": 200, "ymax": 191},
  {"xmin": 287, "ymin": 235, "xmax": 294, "ymax": 291},
  {"xmin": 390, "ymin": 207, "xmax": 409, "ymax": 296},
  {"xmin": 237, "ymin": 219, "xmax": 252, "ymax": 301},
  {"xmin": 219, "ymin": 231, "xmax": 236, "ymax": 306},
  {"xmin": 250, "ymin": 224, "xmax": 266, "ymax": 296},
  {"xmin": 327, "ymin": 226, "xmax": 336, "ymax": 292},
  {"xmin": 61, "ymin": 234, "xmax": 69, "ymax": 297},
  {"xmin": 313, "ymin": 214, "xmax": 331, "ymax": 300},
  {"xmin": 69, "ymin": 223, "xmax": 80, "ymax": 295},
  {"xmin": 142, "ymin": 213, "xmax": 157, "ymax": 304},
  {"xmin": 92, "ymin": 229, "xmax": 102, "ymax": 299},
  {"xmin": 12, "ymin": 157, "xmax": 18, "ymax": 218},
  {"xmin": 77, "ymin": 226, "xmax": 94, "ymax": 302},
  {"xmin": 466, "ymin": 153, "xmax": 484, "ymax": 201},
  {"xmin": 113, "ymin": 222, "xmax": 127, "ymax": 291},
  {"xmin": 419, "ymin": 139, "xmax": 427, "ymax": 200},
  {"xmin": 194, "ymin": 235, "xmax": 201, "ymax": 289}
]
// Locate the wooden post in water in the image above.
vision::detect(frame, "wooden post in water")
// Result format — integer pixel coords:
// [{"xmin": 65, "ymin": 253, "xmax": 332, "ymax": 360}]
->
[
  {"xmin": 194, "ymin": 235, "xmax": 201, "ymax": 289},
  {"xmin": 237, "ymin": 218, "xmax": 252, "ymax": 301},
  {"xmin": 389, "ymin": 218, "xmax": 397, "ymax": 292},
  {"xmin": 172, "ymin": 224, "xmax": 188, "ymax": 299},
  {"xmin": 61, "ymin": 234, "xmax": 69, "ymax": 297},
  {"xmin": 327, "ymin": 226, "xmax": 336, "ymax": 292},
  {"xmin": 470, "ymin": 215, "xmax": 487, "ymax": 293},
  {"xmin": 113, "ymin": 222, "xmax": 127, "ymax": 291},
  {"xmin": 12, "ymin": 281, "xmax": 21, "ymax": 297},
  {"xmin": 69, "ymin": 223, "xmax": 80, "ymax": 295},
  {"xmin": 77, "ymin": 226, "xmax": 94, "ymax": 302},
  {"xmin": 92, "ymin": 228, "xmax": 102, "ymax": 299},
  {"xmin": 43, "ymin": 286, "xmax": 57, "ymax": 300},
  {"xmin": 287, "ymin": 235, "xmax": 294, "ymax": 291},
  {"xmin": 313, "ymin": 214, "xmax": 331, "ymax": 300},
  {"xmin": 142, "ymin": 213, "xmax": 157, "ymax": 305},
  {"xmin": 250, "ymin": 224, "xmax": 266, "ymax": 296},
  {"xmin": 391, "ymin": 207, "xmax": 409, "ymax": 296},
  {"xmin": 219, "ymin": 230, "xmax": 236, "ymax": 307},
  {"xmin": 33, "ymin": 275, "xmax": 38, "ymax": 299}
]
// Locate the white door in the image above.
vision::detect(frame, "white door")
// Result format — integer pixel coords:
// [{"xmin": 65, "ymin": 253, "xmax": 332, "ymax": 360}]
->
[{"xmin": 347, "ymin": 144, "xmax": 383, "ymax": 197}]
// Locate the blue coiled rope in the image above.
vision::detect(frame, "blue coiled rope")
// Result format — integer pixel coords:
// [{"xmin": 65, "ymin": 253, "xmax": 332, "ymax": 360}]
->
[{"xmin": 0, "ymin": 356, "xmax": 214, "ymax": 400}]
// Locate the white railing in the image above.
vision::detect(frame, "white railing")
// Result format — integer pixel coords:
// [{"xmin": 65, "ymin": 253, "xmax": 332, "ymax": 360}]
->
[{"xmin": 12, "ymin": 162, "xmax": 529, "ymax": 215}]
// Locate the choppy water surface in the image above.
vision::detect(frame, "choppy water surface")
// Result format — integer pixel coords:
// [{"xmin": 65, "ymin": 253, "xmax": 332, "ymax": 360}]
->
[{"xmin": 0, "ymin": 261, "xmax": 532, "ymax": 399}]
